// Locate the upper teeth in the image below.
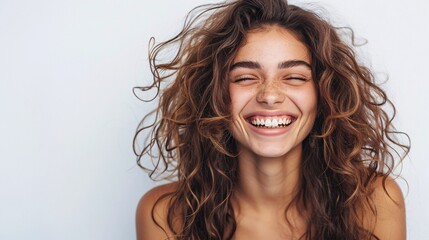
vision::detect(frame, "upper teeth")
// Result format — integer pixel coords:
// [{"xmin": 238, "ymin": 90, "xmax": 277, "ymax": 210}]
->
[{"xmin": 250, "ymin": 118, "xmax": 292, "ymax": 127}]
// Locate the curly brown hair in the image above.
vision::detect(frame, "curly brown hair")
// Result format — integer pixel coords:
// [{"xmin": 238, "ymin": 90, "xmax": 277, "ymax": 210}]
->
[{"xmin": 134, "ymin": 0, "xmax": 410, "ymax": 239}]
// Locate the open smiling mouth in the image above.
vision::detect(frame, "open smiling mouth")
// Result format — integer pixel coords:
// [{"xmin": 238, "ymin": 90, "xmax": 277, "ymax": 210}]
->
[{"xmin": 246, "ymin": 116, "xmax": 295, "ymax": 128}]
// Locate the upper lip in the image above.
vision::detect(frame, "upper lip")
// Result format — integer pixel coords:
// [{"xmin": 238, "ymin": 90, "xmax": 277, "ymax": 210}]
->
[{"xmin": 243, "ymin": 111, "xmax": 298, "ymax": 119}]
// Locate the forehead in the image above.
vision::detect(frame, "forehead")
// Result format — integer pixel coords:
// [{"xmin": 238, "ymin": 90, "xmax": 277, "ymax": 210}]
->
[{"xmin": 234, "ymin": 25, "xmax": 310, "ymax": 63}]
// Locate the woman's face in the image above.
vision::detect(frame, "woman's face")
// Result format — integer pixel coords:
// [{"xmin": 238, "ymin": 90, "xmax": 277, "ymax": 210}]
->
[{"xmin": 228, "ymin": 25, "xmax": 317, "ymax": 159}]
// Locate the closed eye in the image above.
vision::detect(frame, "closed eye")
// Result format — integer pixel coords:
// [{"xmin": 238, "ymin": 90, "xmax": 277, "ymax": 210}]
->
[
  {"xmin": 231, "ymin": 74, "xmax": 260, "ymax": 84},
  {"xmin": 234, "ymin": 77, "xmax": 256, "ymax": 82},
  {"xmin": 282, "ymin": 75, "xmax": 311, "ymax": 86},
  {"xmin": 285, "ymin": 77, "xmax": 307, "ymax": 81}
]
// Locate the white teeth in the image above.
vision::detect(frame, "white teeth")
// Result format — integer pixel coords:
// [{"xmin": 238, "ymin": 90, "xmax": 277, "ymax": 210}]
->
[
  {"xmin": 272, "ymin": 119, "xmax": 278, "ymax": 127},
  {"xmin": 265, "ymin": 119, "xmax": 272, "ymax": 127},
  {"xmin": 250, "ymin": 117, "xmax": 293, "ymax": 128}
]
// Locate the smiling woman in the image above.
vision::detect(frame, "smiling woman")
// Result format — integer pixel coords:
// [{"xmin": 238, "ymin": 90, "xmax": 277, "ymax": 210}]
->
[
  {"xmin": 229, "ymin": 26, "xmax": 317, "ymax": 160},
  {"xmin": 134, "ymin": 0, "xmax": 410, "ymax": 239}
]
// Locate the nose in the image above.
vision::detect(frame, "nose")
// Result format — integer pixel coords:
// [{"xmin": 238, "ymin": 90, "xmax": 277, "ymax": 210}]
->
[{"xmin": 256, "ymin": 80, "xmax": 285, "ymax": 105}]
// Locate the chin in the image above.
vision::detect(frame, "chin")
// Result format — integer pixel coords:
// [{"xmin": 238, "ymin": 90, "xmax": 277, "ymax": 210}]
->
[{"xmin": 250, "ymin": 143, "xmax": 300, "ymax": 159}]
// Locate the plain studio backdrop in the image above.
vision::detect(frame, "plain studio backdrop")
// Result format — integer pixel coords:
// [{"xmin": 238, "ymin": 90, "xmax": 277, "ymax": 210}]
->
[{"xmin": 0, "ymin": 0, "xmax": 427, "ymax": 239}]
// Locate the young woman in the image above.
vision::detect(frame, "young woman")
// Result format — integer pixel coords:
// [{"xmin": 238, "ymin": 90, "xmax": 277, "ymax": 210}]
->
[{"xmin": 134, "ymin": 0, "xmax": 410, "ymax": 239}]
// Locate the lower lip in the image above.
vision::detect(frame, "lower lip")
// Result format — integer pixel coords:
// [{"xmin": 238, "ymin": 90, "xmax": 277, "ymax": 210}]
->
[{"xmin": 246, "ymin": 120, "xmax": 293, "ymax": 136}]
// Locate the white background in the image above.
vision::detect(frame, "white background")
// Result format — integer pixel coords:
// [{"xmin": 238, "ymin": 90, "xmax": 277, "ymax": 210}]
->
[{"xmin": 0, "ymin": 0, "xmax": 427, "ymax": 239}]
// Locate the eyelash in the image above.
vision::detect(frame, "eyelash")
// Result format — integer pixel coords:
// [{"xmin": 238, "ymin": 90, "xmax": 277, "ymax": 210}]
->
[
  {"xmin": 285, "ymin": 77, "xmax": 307, "ymax": 81},
  {"xmin": 234, "ymin": 77, "xmax": 255, "ymax": 82}
]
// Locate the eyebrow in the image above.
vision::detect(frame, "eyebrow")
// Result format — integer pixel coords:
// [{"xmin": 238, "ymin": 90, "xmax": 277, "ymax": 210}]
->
[
  {"xmin": 229, "ymin": 61, "xmax": 261, "ymax": 70},
  {"xmin": 278, "ymin": 60, "xmax": 311, "ymax": 69},
  {"xmin": 229, "ymin": 60, "xmax": 311, "ymax": 71}
]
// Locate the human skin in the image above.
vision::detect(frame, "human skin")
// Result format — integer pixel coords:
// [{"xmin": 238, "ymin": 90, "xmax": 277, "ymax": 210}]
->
[{"xmin": 228, "ymin": 25, "xmax": 317, "ymax": 161}]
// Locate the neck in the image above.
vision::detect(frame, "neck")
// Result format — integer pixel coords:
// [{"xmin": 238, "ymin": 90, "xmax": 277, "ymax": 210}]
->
[{"xmin": 234, "ymin": 145, "xmax": 302, "ymax": 211}]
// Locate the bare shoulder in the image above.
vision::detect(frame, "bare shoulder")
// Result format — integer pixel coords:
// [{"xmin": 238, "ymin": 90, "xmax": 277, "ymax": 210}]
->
[
  {"xmin": 365, "ymin": 176, "xmax": 406, "ymax": 240},
  {"xmin": 136, "ymin": 182, "xmax": 179, "ymax": 240}
]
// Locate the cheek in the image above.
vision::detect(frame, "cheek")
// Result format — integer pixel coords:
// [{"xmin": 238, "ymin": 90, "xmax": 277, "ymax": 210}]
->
[
  {"xmin": 229, "ymin": 86, "xmax": 254, "ymax": 115},
  {"xmin": 302, "ymin": 83, "xmax": 318, "ymax": 110},
  {"xmin": 229, "ymin": 87, "xmax": 240, "ymax": 116},
  {"xmin": 289, "ymin": 87, "xmax": 318, "ymax": 113},
  {"xmin": 303, "ymin": 88, "xmax": 318, "ymax": 129},
  {"xmin": 306, "ymin": 91, "xmax": 318, "ymax": 114},
  {"xmin": 308, "ymin": 86, "xmax": 318, "ymax": 113}
]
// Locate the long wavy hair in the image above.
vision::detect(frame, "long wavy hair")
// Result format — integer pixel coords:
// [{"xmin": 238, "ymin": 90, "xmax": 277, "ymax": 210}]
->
[{"xmin": 134, "ymin": 0, "xmax": 410, "ymax": 239}]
